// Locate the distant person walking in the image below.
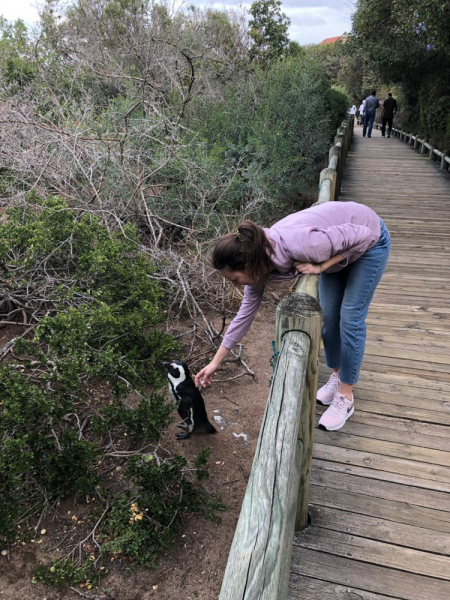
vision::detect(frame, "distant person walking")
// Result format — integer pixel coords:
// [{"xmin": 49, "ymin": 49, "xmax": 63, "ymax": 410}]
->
[
  {"xmin": 363, "ymin": 90, "xmax": 380, "ymax": 138},
  {"xmin": 359, "ymin": 100, "xmax": 366, "ymax": 127},
  {"xmin": 349, "ymin": 104, "xmax": 357, "ymax": 117},
  {"xmin": 381, "ymin": 92, "xmax": 397, "ymax": 138}
]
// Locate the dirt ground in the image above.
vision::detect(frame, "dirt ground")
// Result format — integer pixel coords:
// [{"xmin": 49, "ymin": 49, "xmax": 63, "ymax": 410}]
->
[{"xmin": 0, "ymin": 281, "xmax": 291, "ymax": 600}]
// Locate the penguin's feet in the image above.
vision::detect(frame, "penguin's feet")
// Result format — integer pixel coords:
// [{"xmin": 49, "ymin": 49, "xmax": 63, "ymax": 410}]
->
[
  {"xmin": 175, "ymin": 431, "xmax": 191, "ymax": 440},
  {"xmin": 177, "ymin": 422, "xmax": 189, "ymax": 430}
]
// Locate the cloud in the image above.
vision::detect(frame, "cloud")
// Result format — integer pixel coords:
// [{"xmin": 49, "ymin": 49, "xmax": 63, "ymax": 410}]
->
[{"xmin": 1, "ymin": 0, "xmax": 40, "ymax": 23}]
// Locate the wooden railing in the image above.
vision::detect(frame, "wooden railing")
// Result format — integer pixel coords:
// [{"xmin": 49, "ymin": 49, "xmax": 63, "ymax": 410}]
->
[
  {"xmin": 372, "ymin": 123, "xmax": 450, "ymax": 172},
  {"xmin": 219, "ymin": 116, "xmax": 354, "ymax": 600}
]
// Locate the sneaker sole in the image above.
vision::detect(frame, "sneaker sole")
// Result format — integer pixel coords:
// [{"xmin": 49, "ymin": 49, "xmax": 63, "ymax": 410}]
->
[
  {"xmin": 318, "ymin": 406, "xmax": 354, "ymax": 431},
  {"xmin": 316, "ymin": 398, "xmax": 333, "ymax": 406}
]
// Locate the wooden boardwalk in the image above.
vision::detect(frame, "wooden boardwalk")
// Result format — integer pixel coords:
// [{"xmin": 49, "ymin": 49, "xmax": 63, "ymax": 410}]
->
[{"xmin": 288, "ymin": 125, "xmax": 450, "ymax": 599}]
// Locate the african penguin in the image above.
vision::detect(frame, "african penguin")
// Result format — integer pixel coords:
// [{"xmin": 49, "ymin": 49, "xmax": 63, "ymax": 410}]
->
[{"xmin": 162, "ymin": 361, "xmax": 217, "ymax": 440}]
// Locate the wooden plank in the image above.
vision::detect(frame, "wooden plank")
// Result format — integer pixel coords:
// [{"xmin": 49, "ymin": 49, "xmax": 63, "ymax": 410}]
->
[
  {"xmin": 322, "ymin": 367, "xmax": 450, "ymax": 393},
  {"xmin": 341, "ymin": 411, "xmax": 450, "ymax": 440},
  {"xmin": 352, "ymin": 362, "xmax": 450, "ymax": 384},
  {"xmin": 290, "ymin": 547, "xmax": 450, "ymax": 600},
  {"xmin": 288, "ymin": 574, "xmax": 403, "ymax": 600},
  {"xmin": 309, "ymin": 505, "xmax": 450, "ymax": 555},
  {"xmin": 295, "ymin": 526, "xmax": 450, "ymax": 580},
  {"xmin": 319, "ymin": 398, "xmax": 450, "ymax": 427},
  {"xmin": 313, "ymin": 457, "xmax": 450, "ymax": 494},
  {"xmin": 369, "ymin": 302, "xmax": 450, "ymax": 314},
  {"xmin": 310, "ymin": 468, "xmax": 450, "ymax": 512},
  {"xmin": 312, "ymin": 442, "xmax": 450, "ymax": 486},
  {"xmin": 316, "ymin": 382, "xmax": 450, "ymax": 413},
  {"xmin": 309, "ymin": 485, "xmax": 450, "ymax": 533},
  {"xmin": 359, "ymin": 353, "xmax": 450, "ymax": 374},
  {"xmin": 313, "ymin": 428, "xmax": 450, "ymax": 468},
  {"xmin": 316, "ymin": 412, "xmax": 450, "ymax": 451}
]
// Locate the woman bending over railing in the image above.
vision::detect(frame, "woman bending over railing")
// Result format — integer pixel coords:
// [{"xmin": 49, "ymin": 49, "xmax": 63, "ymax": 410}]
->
[{"xmin": 195, "ymin": 201, "xmax": 391, "ymax": 432}]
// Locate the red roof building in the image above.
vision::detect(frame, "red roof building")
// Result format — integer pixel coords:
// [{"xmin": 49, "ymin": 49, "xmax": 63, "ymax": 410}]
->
[{"xmin": 319, "ymin": 36, "xmax": 345, "ymax": 45}]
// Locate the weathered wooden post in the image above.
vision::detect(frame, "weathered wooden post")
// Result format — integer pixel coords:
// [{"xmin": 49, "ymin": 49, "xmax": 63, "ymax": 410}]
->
[
  {"xmin": 441, "ymin": 153, "xmax": 449, "ymax": 171},
  {"xmin": 334, "ymin": 134, "xmax": 344, "ymax": 195},
  {"xmin": 414, "ymin": 136, "xmax": 420, "ymax": 150},
  {"xmin": 219, "ymin": 329, "xmax": 310, "ymax": 600},
  {"xmin": 319, "ymin": 168, "xmax": 337, "ymax": 203},
  {"xmin": 329, "ymin": 147, "xmax": 340, "ymax": 200},
  {"xmin": 275, "ymin": 276, "xmax": 322, "ymax": 530}
]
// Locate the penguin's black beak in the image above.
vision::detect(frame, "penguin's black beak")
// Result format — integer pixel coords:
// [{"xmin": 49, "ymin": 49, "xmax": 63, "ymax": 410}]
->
[{"xmin": 161, "ymin": 362, "xmax": 171, "ymax": 369}]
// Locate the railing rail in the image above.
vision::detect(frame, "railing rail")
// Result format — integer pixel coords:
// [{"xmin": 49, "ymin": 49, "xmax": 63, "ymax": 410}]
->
[
  {"xmin": 370, "ymin": 123, "xmax": 450, "ymax": 171},
  {"xmin": 219, "ymin": 116, "xmax": 354, "ymax": 600}
]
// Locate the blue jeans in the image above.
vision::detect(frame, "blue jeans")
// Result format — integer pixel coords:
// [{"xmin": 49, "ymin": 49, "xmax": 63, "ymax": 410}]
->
[
  {"xmin": 318, "ymin": 219, "xmax": 390, "ymax": 385},
  {"xmin": 363, "ymin": 110, "xmax": 375, "ymax": 137}
]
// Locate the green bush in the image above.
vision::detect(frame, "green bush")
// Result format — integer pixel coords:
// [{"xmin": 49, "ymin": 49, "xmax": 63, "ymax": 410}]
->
[
  {"xmin": 0, "ymin": 197, "xmax": 222, "ymax": 584},
  {"xmin": 177, "ymin": 55, "xmax": 349, "ymax": 224},
  {"xmin": 100, "ymin": 449, "xmax": 223, "ymax": 566}
]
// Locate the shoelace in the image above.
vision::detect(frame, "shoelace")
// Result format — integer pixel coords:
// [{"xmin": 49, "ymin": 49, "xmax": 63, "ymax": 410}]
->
[
  {"xmin": 325, "ymin": 372, "xmax": 340, "ymax": 390},
  {"xmin": 328, "ymin": 393, "xmax": 351, "ymax": 416}
]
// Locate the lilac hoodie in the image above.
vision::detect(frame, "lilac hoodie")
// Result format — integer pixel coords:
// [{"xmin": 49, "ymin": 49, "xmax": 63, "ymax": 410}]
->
[{"xmin": 221, "ymin": 201, "xmax": 381, "ymax": 350}]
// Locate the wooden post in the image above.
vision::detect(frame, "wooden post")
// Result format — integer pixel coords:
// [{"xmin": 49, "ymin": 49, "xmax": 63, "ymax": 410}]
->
[
  {"xmin": 334, "ymin": 134, "xmax": 344, "ymax": 195},
  {"xmin": 328, "ymin": 146, "xmax": 340, "ymax": 200},
  {"xmin": 429, "ymin": 147, "xmax": 436, "ymax": 161},
  {"xmin": 421, "ymin": 139, "xmax": 428, "ymax": 154},
  {"xmin": 414, "ymin": 136, "xmax": 420, "ymax": 150},
  {"xmin": 276, "ymin": 280, "xmax": 322, "ymax": 531},
  {"xmin": 219, "ymin": 330, "xmax": 310, "ymax": 600},
  {"xmin": 319, "ymin": 168, "xmax": 337, "ymax": 202},
  {"xmin": 328, "ymin": 146, "xmax": 340, "ymax": 170},
  {"xmin": 441, "ymin": 153, "xmax": 449, "ymax": 171}
]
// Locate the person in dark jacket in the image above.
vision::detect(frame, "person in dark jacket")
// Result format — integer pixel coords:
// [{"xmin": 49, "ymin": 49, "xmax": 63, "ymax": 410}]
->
[
  {"xmin": 381, "ymin": 93, "xmax": 397, "ymax": 138},
  {"xmin": 362, "ymin": 90, "xmax": 380, "ymax": 138}
]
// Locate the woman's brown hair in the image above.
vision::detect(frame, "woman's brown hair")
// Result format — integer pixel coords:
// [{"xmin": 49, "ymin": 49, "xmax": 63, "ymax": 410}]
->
[{"xmin": 212, "ymin": 221, "xmax": 274, "ymax": 282}]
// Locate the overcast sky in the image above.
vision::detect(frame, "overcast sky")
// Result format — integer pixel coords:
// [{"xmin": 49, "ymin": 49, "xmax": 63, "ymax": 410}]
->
[{"xmin": 0, "ymin": 0, "xmax": 356, "ymax": 45}]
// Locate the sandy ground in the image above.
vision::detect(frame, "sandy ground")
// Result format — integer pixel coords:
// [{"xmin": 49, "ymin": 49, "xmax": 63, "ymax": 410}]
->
[{"xmin": 0, "ymin": 282, "xmax": 289, "ymax": 600}]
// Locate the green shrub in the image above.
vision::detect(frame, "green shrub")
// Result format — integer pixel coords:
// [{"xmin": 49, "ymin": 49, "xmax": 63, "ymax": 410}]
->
[
  {"xmin": 100, "ymin": 449, "xmax": 223, "ymax": 566},
  {"xmin": 0, "ymin": 197, "xmax": 222, "ymax": 582}
]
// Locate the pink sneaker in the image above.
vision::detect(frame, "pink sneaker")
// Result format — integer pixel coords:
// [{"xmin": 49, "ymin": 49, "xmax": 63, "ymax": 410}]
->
[
  {"xmin": 318, "ymin": 393, "xmax": 354, "ymax": 431},
  {"xmin": 316, "ymin": 371, "xmax": 340, "ymax": 405}
]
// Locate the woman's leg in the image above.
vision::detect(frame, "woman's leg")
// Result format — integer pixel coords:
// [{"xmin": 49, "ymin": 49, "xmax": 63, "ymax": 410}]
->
[
  {"xmin": 319, "ymin": 221, "xmax": 390, "ymax": 431},
  {"xmin": 339, "ymin": 223, "xmax": 391, "ymax": 386},
  {"xmin": 319, "ymin": 268, "xmax": 348, "ymax": 371}
]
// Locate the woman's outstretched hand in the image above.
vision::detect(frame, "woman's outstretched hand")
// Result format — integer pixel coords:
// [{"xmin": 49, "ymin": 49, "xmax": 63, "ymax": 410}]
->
[
  {"xmin": 294, "ymin": 261, "xmax": 322, "ymax": 275},
  {"xmin": 195, "ymin": 363, "xmax": 218, "ymax": 388}
]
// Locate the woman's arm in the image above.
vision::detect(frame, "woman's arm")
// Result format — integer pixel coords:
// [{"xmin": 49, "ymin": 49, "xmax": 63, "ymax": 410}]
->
[
  {"xmin": 194, "ymin": 345, "xmax": 230, "ymax": 388},
  {"xmin": 194, "ymin": 283, "xmax": 265, "ymax": 388},
  {"xmin": 294, "ymin": 253, "xmax": 345, "ymax": 275}
]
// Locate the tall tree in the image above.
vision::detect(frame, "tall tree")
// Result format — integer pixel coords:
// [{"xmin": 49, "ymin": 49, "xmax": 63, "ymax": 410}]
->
[{"xmin": 249, "ymin": 0, "xmax": 290, "ymax": 63}]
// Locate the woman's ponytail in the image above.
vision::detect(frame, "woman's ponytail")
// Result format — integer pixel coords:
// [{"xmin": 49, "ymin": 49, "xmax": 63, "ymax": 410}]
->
[{"xmin": 212, "ymin": 221, "xmax": 274, "ymax": 281}]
